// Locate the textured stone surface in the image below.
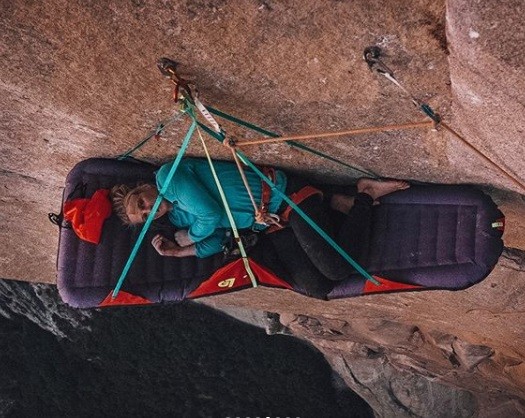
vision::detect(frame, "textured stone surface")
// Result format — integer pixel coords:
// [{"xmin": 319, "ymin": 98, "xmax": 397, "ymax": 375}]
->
[
  {"xmin": 0, "ymin": 280, "xmax": 91, "ymax": 339},
  {"xmin": 1, "ymin": 1, "xmax": 525, "ymax": 416},
  {"xmin": 1, "ymin": 0, "xmax": 524, "ymax": 282},
  {"xmin": 446, "ymin": 0, "xmax": 525, "ymax": 191},
  {"xmin": 201, "ymin": 251, "xmax": 525, "ymax": 416}
]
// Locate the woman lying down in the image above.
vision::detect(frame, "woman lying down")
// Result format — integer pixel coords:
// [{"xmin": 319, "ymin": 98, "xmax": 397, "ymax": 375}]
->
[{"xmin": 110, "ymin": 158, "xmax": 409, "ymax": 298}]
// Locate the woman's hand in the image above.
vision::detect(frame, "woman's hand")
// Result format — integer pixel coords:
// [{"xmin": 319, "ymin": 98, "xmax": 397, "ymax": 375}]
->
[
  {"xmin": 174, "ymin": 229, "xmax": 194, "ymax": 247},
  {"xmin": 151, "ymin": 234, "xmax": 197, "ymax": 257},
  {"xmin": 152, "ymin": 234, "xmax": 181, "ymax": 256}
]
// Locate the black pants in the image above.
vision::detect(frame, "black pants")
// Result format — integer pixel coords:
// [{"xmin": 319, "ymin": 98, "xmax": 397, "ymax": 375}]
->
[
  {"xmin": 256, "ymin": 177, "xmax": 374, "ymax": 299},
  {"xmin": 288, "ymin": 191, "xmax": 374, "ymax": 281}
]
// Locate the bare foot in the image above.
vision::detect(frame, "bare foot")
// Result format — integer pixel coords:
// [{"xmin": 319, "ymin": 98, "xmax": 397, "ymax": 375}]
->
[
  {"xmin": 357, "ymin": 178, "xmax": 410, "ymax": 201},
  {"xmin": 330, "ymin": 194, "xmax": 356, "ymax": 214}
]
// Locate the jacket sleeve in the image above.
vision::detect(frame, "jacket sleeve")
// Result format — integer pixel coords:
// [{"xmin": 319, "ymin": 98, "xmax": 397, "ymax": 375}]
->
[
  {"xmin": 195, "ymin": 229, "xmax": 227, "ymax": 258},
  {"xmin": 161, "ymin": 164, "xmax": 223, "ymax": 243}
]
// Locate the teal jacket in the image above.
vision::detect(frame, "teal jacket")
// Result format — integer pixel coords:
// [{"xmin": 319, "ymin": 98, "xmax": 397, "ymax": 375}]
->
[{"xmin": 156, "ymin": 158, "xmax": 287, "ymax": 258}]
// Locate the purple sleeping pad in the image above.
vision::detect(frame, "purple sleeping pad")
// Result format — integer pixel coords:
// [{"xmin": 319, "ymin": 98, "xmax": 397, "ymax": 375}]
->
[
  {"xmin": 57, "ymin": 158, "xmax": 225, "ymax": 308},
  {"xmin": 56, "ymin": 158, "xmax": 504, "ymax": 307},
  {"xmin": 325, "ymin": 184, "xmax": 504, "ymax": 299}
]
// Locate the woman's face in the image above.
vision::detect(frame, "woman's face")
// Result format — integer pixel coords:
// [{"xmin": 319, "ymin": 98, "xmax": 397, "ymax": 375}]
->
[{"xmin": 125, "ymin": 185, "xmax": 170, "ymax": 224}]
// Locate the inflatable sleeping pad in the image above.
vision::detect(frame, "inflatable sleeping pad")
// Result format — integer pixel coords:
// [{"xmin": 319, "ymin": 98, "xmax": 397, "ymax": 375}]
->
[{"xmin": 56, "ymin": 158, "xmax": 504, "ymax": 308}]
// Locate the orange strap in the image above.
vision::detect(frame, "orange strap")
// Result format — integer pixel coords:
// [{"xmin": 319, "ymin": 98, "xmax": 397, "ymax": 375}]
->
[
  {"xmin": 259, "ymin": 167, "xmax": 276, "ymax": 215},
  {"xmin": 266, "ymin": 185, "xmax": 323, "ymax": 233}
]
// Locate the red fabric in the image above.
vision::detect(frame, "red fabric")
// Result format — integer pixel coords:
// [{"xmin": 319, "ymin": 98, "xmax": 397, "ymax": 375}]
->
[
  {"xmin": 63, "ymin": 189, "xmax": 112, "ymax": 244},
  {"xmin": 188, "ymin": 259, "xmax": 252, "ymax": 298},
  {"xmin": 280, "ymin": 185, "xmax": 323, "ymax": 223},
  {"xmin": 248, "ymin": 260, "xmax": 293, "ymax": 289},
  {"xmin": 364, "ymin": 275, "xmax": 422, "ymax": 294},
  {"xmin": 98, "ymin": 290, "xmax": 153, "ymax": 307},
  {"xmin": 188, "ymin": 258, "xmax": 291, "ymax": 298},
  {"xmin": 259, "ymin": 167, "xmax": 276, "ymax": 213},
  {"xmin": 266, "ymin": 185, "xmax": 323, "ymax": 233}
]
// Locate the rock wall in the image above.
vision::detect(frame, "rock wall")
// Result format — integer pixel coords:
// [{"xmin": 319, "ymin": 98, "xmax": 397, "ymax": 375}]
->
[
  {"xmin": 1, "ymin": 0, "xmax": 525, "ymax": 416},
  {"xmin": 1, "ymin": 0, "xmax": 452, "ymax": 282},
  {"xmin": 201, "ymin": 249, "xmax": 525, "ymax": 417},
  {"xmin": 446, "ymin": 0, "xmax": 525, "ymax": 191}
]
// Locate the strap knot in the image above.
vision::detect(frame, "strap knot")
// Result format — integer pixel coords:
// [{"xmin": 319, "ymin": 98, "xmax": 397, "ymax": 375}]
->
[
  {"xmin": 222, "ymin": 137, "xmax": 237, "ymax": 150},
  {"xmin": 254, "ymin": 210, "xmax": 282, "ymax": 228}
]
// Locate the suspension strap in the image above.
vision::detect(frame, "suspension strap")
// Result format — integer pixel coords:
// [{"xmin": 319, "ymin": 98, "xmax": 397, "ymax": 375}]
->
[
  {"xmin": 235, "ymin": 150, "xmax": 380, "ymax": 286},
  {"xmin": 111, "ymin": 118, "xmax": 197, "ymax": 299},
  {"xmin": 117, "ymin": 110, "xmax": 187, "ymax": 160},
  {"xmin": 195, "ymin": 124, "xmax": 258, "ymax": 288},
  {"xmin": 224, "ymin": 142, "xmax": 281, "ymax": 227},
  {"xmin": 204, "ymin": 104, "xmax": 378, "ymax": 178},
  {"xmin": 258, "ymin": 167, "xmax": 279, "ymax": 225},
  {"xmin": 265, "ymin": 185, "xmax": 323, "ymax": 234},
  {"xmin": 229, "ymin": 148, "xmax": 260, "ymax": 216},
  {"xmin": 189, "ymin": 101, "xmax": 378, "ymax": 284},
  {"xmin": 194, "ymin": 96, "xmax": 222, "ymax": 133}
]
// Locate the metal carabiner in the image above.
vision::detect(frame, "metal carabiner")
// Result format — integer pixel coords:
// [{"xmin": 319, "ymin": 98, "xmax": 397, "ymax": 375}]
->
[
  {"xmin": 363, "ymin": 46, "xmax": 395, "ymax": 78},
  {"xmin": 157, "ymin": 57, "xmax": 181, "ymax": 78},
  {"xmin": 157, "ymin": 57, "xmax": 194, "ymax": 101}
]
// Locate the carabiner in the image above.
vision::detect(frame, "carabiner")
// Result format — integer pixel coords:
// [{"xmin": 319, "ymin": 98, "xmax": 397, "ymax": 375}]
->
[
  {"xmin": 363, "ymin": 46, "xmax": 395, "ymax": 78},
  {"xmin": 157, "ymin": 57, "xmax": 194, "ymax": 101}
]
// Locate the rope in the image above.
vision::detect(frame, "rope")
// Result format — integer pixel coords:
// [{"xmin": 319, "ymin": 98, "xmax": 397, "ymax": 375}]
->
[
  {"xmin": 226, "ymin": 144, "xmax": 282, "ymax": 227},
  {"xmin": 195, "ymin": 125, "xmax": 258, "ymax": 288},
  {"xmin": 194, "ymin": 101, "xmax": 282, "ymax": 226},
  {"xmin": 111, "ymin": 118, "xmax": 197, "ymax": 299},
  {"xmin": 203, "ymin": 103, "xmax": 377, "ymax": 177},
  {"xmin": 190, "ymin": 100, "xmax": 379, "ymax": 285},
  {"xmin": 235, "ymin": 121, "xmax": 434, "ymax": 146},
  {"xmin": 228, "ymin": 147, "xmax": 260, "ymax": 215},
  {"xmin": 194, "ymin": 96, "xmax": 222, "ymax": 133},
  {"xmin": 440, "ymin": 121, "xmax": 525, "ymax": 192},
  {"xmin": 371, "ymin": 55, "xmax": 525, "ymax": 193}
]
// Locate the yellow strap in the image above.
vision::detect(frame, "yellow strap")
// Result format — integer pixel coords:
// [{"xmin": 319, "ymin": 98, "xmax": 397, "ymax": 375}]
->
[{"xmin": 196, "ymin": 126, "xmax": 258, "ymax": 288}]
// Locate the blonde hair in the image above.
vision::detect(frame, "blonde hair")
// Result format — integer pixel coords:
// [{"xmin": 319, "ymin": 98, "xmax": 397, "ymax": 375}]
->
[{"xmin": 110, "ymin": 183, "xmax": 155, "ymax": 225}]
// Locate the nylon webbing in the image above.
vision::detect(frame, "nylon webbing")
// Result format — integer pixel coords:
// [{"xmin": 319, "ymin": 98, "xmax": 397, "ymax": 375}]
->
[
  {"xmin": 204, "ymin": 104, "xmax": 376, "ymax": 177},
  {"xmin": 112, "ymin": 119, "xmax": 197, "ymax": 298},
  {"xmin": 235, "ymin": 150, "xmax": 380, "ymax": 286},
  {"xmin": 192, "ymin": 103, "xmax": 379, "ymax": 285},
  {"xmin": 195, "ymin": 124, "xmax": 258, "ymax": 288},
  {"xmin": 178, "ymin": 142, "xmax": 378, "ymax": 288},
  {"xmin": 196, "ymin": 121, "xmax": 226, "ymax": 141},
  {"xmin": 287, "ymin": 142, "xmax": 377, "ymax": 177},
  {"xmin": 117, "ymin": 110, "xmax": 187, "ymax": 160}
]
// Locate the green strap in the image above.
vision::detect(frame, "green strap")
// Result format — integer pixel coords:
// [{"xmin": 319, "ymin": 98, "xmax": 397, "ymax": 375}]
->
[
  {"xmin": 205, "ymin": 104, "xmax": 377, "ymax": 177},
  {"xmin": 192, "ymin": 101, "xmax": 379, "ymax": 286},
  {"xmin": 196, "ymin": 121, "xmax": 226, "ymax": 142},
  {"xmin": 235, "ymin": 150, "xmax": 380, "ymax": 286},
  {"xmin": 194, "ymin": 122, "xmax": 258, "ymax": 288},
  {"xmin": 112, "ymin": 118, "xmax": 197, "ymax": 298},
  {"xmin": 117, "ymin": 110, "xmax": 187, "ymax": 160},
  {"xmin": 288, "ymin": 142, "xmax": 377, "ymax": 177},
  {"xmin": 206, "ymin": 105, "xmax": 278, "ymax": 137}
]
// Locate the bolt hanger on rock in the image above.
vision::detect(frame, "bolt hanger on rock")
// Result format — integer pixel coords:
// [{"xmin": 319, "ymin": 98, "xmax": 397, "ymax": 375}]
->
[{"xmin": 364, "ymin": 45, "xmax": 525, "ymax": 193}]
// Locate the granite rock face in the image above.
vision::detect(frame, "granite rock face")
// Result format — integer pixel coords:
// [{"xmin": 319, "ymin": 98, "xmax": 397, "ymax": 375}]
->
[
  {"xmin": 202, "ymin": 249, "xmax": 525, "ymax": 417},
  {"xmin": 1, "ymin": 0, "xmax": 525, "ymax": 417}
]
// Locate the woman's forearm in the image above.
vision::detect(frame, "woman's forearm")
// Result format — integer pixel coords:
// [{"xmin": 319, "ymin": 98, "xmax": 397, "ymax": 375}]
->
[{"xmin": 175, "ymin": 244, "xmax": 196, "ymax": 257}]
